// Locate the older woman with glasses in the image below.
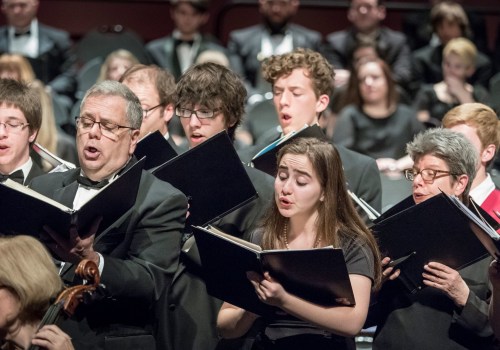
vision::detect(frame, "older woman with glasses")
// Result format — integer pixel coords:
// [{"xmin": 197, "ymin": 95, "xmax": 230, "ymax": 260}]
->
[{"xmin": 368, "ymin": 128, "xmax": 495, "ymax": 350}]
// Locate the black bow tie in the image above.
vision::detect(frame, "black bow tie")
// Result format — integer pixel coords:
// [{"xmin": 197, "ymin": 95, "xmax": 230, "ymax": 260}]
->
[
  {"xmin": 0, "ymin": 169, "xmax": 24, "ymax": 184},
  {"xmin": 14, "ymin": 30, "xmax": 31, "ymax": 37},
  {"xmin": 77, "ymin": 175, "xmax": 109, "ymax": 189},
  {"xmin": 175, "ymin": 38, "xmax": 195, "ymax": 47}
]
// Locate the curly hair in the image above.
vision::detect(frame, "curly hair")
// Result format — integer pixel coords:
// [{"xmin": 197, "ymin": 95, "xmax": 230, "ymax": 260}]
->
[{"xmin": 261, "ymin": 48, "xmax": 335, "ymax": 98}]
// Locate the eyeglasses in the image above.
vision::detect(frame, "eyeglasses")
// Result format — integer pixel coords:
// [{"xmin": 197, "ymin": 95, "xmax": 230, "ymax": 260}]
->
[
  {"xmin": 175, "ymin": 107, "xmax": 221, "ymax": 120},
  {"xmin": 142, "ymin": 104, "xmax": 162, "ymax": 118},
  {"xmin": 0, "ymin": 120, "xmax": 30, "ymax": 133},
  {"xmin": 404, "ymin": 168, "xmax": 458, "ymax": 182},
  {"xmin": 75, "ymin": 116, "xmax": 135, "ymax": 139}
]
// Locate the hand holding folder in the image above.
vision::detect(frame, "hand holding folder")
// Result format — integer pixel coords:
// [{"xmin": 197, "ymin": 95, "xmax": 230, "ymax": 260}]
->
[
  {"xmin": 372, "ymin": 192, "xmax": 494, "ymax": 294},
  {"xmin": 193, "ymin": 225, "xmax": 355, "ymax": 317}
]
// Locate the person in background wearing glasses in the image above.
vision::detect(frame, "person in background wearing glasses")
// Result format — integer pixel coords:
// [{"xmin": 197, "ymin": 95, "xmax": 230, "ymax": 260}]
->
[
  {"xmin": 159, "ymin": 62, "xmax": 274, "ymax": 350},
  {"xmin": 29, "ymin": 80, "xmax": 188, "ymax": 350},
  {"xmin": 120, "ymin": 64, "xmax": 188, "ymax": 153},
  {"xmin": 368, "ymin": 128, "xmax": 495, "ymax": 350},
  {"xmin": 0, "ymin": 78, "xmax": 44, "ymax": 185}
]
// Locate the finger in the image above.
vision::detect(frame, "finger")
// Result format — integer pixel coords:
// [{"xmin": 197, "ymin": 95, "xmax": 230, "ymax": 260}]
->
[
  {"xmin": 381, "ymin": 256, "xmax": 391, "ymax": 267},
  {"xmin": 388, "ymin": 268, "xmax": 400, "ymax": 280}
]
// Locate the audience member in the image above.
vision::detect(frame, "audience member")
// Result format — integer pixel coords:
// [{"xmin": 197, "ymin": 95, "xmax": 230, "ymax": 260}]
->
[
  {"xmin": 369, "ymin": 128, "xmax": 494, "ymax": 350},
  {"xmin": 0, "ymin": 78, "xmax": 43, "ymax": 185},
  {"xmin": 0, "ymin": 235, "xmax": 73, "ymax": 350},
  {"xmin": 227, "ymin": 0, "xmax": 322, "ymax": 95},
  {"xmin": 96, "ymin": 49, "xmax": 139, "ymax": 83},
  {"xmin": 29, "ymin": 80, "xmax": 188, "ymax": 350},
  {"xmin": 333, "ymin": 57, "xmax": 424, "ymax": 174},
  {"xmin": 402, "ymin": 0, "xmax": 489, "ymax": 55},
  {"xmin": 0, "ymin": 0, "xmax": 76, "ymax": 100},
  {"xmin": 217, "ymin": 137, "xmax": 382, "ymax": 349},
  {"xmin": 241, "ymin": 48, "xmax": 383, "ymax": 218},
  {"xmin": 146, "ymin": 0, "xmax": 226, "ymax": 81},
  {"xmin": 442, "ymin": 103, "xmax": 500, "ymax": 224},
  {"xmin": 120, "ymin": 64, "xmax": 187, "ymax": 152},
  {"xmin": 161, "ymin": 62, "xmax": 274, "ymax": 350},
  {"xmin": 30, "ymin": 79, "xmax": 78, "ymax": 168},
  {"xmin": 413, "ymin": 38, "xmax": 490, "ymax": 125},
  {"xmin": 325, "ymin": 0, "xmax": 411, "ymax": 90},
  {"xmin": 410, "ymin": 1, "xmax": 492, "ymax": 93}
]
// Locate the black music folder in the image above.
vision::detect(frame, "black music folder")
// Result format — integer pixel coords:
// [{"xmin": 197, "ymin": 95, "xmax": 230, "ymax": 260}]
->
[
  {"xmin": 0, "ymin": 157, "xmax": 145, "ymax": 238},
  {"xmin": 193, "ymin": 225, "xmax": 355, "ymax": 317},
  {"xmin": 250, "ymin": 124, "xmax": 328, "ymax": 177},
  {"xmin": 134, "ymin": 130, "xmax": 178, "ymax": 170},
  {"xmin": 371, "ymin": 193, "xmax": 494, "ymax": 294},
  {"xmin": 152, "ymin": 130, "xmax": 258, "ymax": 227}
]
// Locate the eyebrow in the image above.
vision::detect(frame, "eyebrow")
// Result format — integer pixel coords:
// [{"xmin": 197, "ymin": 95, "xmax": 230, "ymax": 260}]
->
[{"xmin": 278, "ymin": 165, "xmax": 312, "ymax": 178}]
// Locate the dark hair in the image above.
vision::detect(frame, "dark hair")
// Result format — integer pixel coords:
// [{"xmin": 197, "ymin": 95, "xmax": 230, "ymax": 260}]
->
[
  {"xmin": 343, "ymin": 57, "xmax": 398, "ymax": 109},
  {"xmin": 262, "ymin": 48, "xmax": 335, "ymax": 98},
  {"xmin": 175, "ymin": 62, "xmax": 246, "ymax": 141},
  {"xmin": 430, "ymin": 1, "xmax": 471, "ymax": 38},
  {"xmin": 260, "ymin": 138, "xmax": 382, "ymax": 288},
  {"xmin": 120, "ymin": 64, "xmax": 176, "ymax": 106},
  {"xmin": 0, "ymin": 78, "xmax": 41, "ymax": 136},
  {"xmin": 170, "ymin": 0, "xmax": 209, "ymax": 13}
]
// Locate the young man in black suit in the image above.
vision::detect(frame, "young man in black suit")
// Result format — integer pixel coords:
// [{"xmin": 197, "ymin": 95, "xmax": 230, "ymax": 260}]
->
[
  {"xmin": 0, "ymin": 0, "xmax": 75, "ymax": 99},
  {"xmin": 240, "ymin": 48, "xmax": 382, "ymax": 218},
  {"xmin": 0, "ymin": 78, "xmax": 44, "ymax": 185},
  {"xmin": 160, "ymin": 62, "xmax": 275, "ymax": 350},
  {"xmin": 227, "ymin": 0, "xmax": 322, "ymax": 95},
  {"xmin": 146, "ymin": 0, "xmax": 226, "ymax": 81},
  {"xmin": 29, "ymin": 80, "xmax": 188, "ymax": 350}
]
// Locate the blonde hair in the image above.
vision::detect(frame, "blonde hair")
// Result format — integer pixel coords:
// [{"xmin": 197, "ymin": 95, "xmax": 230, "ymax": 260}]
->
[
  {"xmin": 0, "ymin": 53, "xmax": 36, "ymax": 83},
  {"xmin": 443, "ymin": 37, "xmax": 477, "ymax": 69},
  {"xmin": 97, "ymin": 49, "xmax": 140, "ymax": 83},
  {"xmin": 0, "ymin": 236, "xmax": 63, "ymax": 323},
  {"xmin": 30, "ymin": 80, "xmax": 58, "ymax": 159}
]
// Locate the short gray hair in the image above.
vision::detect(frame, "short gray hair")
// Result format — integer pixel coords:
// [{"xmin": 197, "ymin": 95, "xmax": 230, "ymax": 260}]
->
[
  {"xmin": 80, "ymin": 80, "xmax": 143, "ymax": 130},
  {"xmin": 406, "ymin": 128, "xmax": 478, "ymax": 197}
]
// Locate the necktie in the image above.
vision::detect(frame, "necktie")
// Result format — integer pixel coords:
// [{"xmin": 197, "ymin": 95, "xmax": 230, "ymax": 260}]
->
[
  {"xmin": 14, "ymin": 30, "xmax": 31, "ymax": 37},
  {"xmin": 0, "ymin": 169, "xmax": 24, "ymax": 184},
  {"xmin": 77, "ymin": 175, "xmax": 109, "ymax": 189}
]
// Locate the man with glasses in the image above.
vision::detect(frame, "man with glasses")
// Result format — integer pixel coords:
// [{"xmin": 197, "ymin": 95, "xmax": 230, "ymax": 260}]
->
[
  {"xmin": 29, "ymin": 80, "xmax": 188, "ymax": 350},
  {"xmin": 159, "ymin": 62, "xmax": 274, "ymax": 350},
  {"xmin": 0, "ymin": 78, "xmax": 44, "ymax": 185},
  {"xmin": 370, "ymin": 127, "xmax": 494, "ymax": 349},
  {"xmin": 120, "ymin": 64, "xmax": 187, "ymax": 153}
]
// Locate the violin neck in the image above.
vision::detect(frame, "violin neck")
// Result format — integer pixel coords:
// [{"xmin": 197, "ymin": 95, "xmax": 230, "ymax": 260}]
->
[{"xmin": 27, "ymin": 303, "xmax": 63, "ymax": 350}]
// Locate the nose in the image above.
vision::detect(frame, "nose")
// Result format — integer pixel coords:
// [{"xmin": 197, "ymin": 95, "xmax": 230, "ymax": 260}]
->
[
  {"xmin": 88, "ymin": 121, "xmax": 102, "ymax": 139},
  {"xmin": 281, "ymin": 178, "xmax": 292, "ymax": 194},
  {"xmin": 278, "ymin": 91, "xmax": 290, "ymax": 108},
  {"xmin": 0, "ymin": 123, "xmax": 7, "ymax": 137},
  {"xmin": 188, "ymin": 113, "xmax": 201, "ymax": 127}
]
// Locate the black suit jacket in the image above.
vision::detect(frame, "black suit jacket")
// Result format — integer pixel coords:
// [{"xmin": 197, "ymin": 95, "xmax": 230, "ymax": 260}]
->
[
  {"xmin": 29, "ymin": 165, "xmax": 188, "ymax": 350},
  {"xmin": 159, "ymin": 165, "xmax": 274, "ymax": 350},
  {"xmin": 241, "ymin": 129, "xmax": 382, "ymax": 217},
  {"xmin": 25, "ymin": 158, "xmax": 45, "ymax": 185},
  {"xmin": 0, "ymin": 23, "xmax": 76, "ymax": 97},
  {"xmin": 146, "ymin": 34, "xmax": 227, "ymax": 81},
  {"xmin": 227, "ymin": 23, "xmax": 323, "ymax": 93},
  {"xmin": 325, "ymin": 27, "xmax": 411, "ymax": 89}
]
